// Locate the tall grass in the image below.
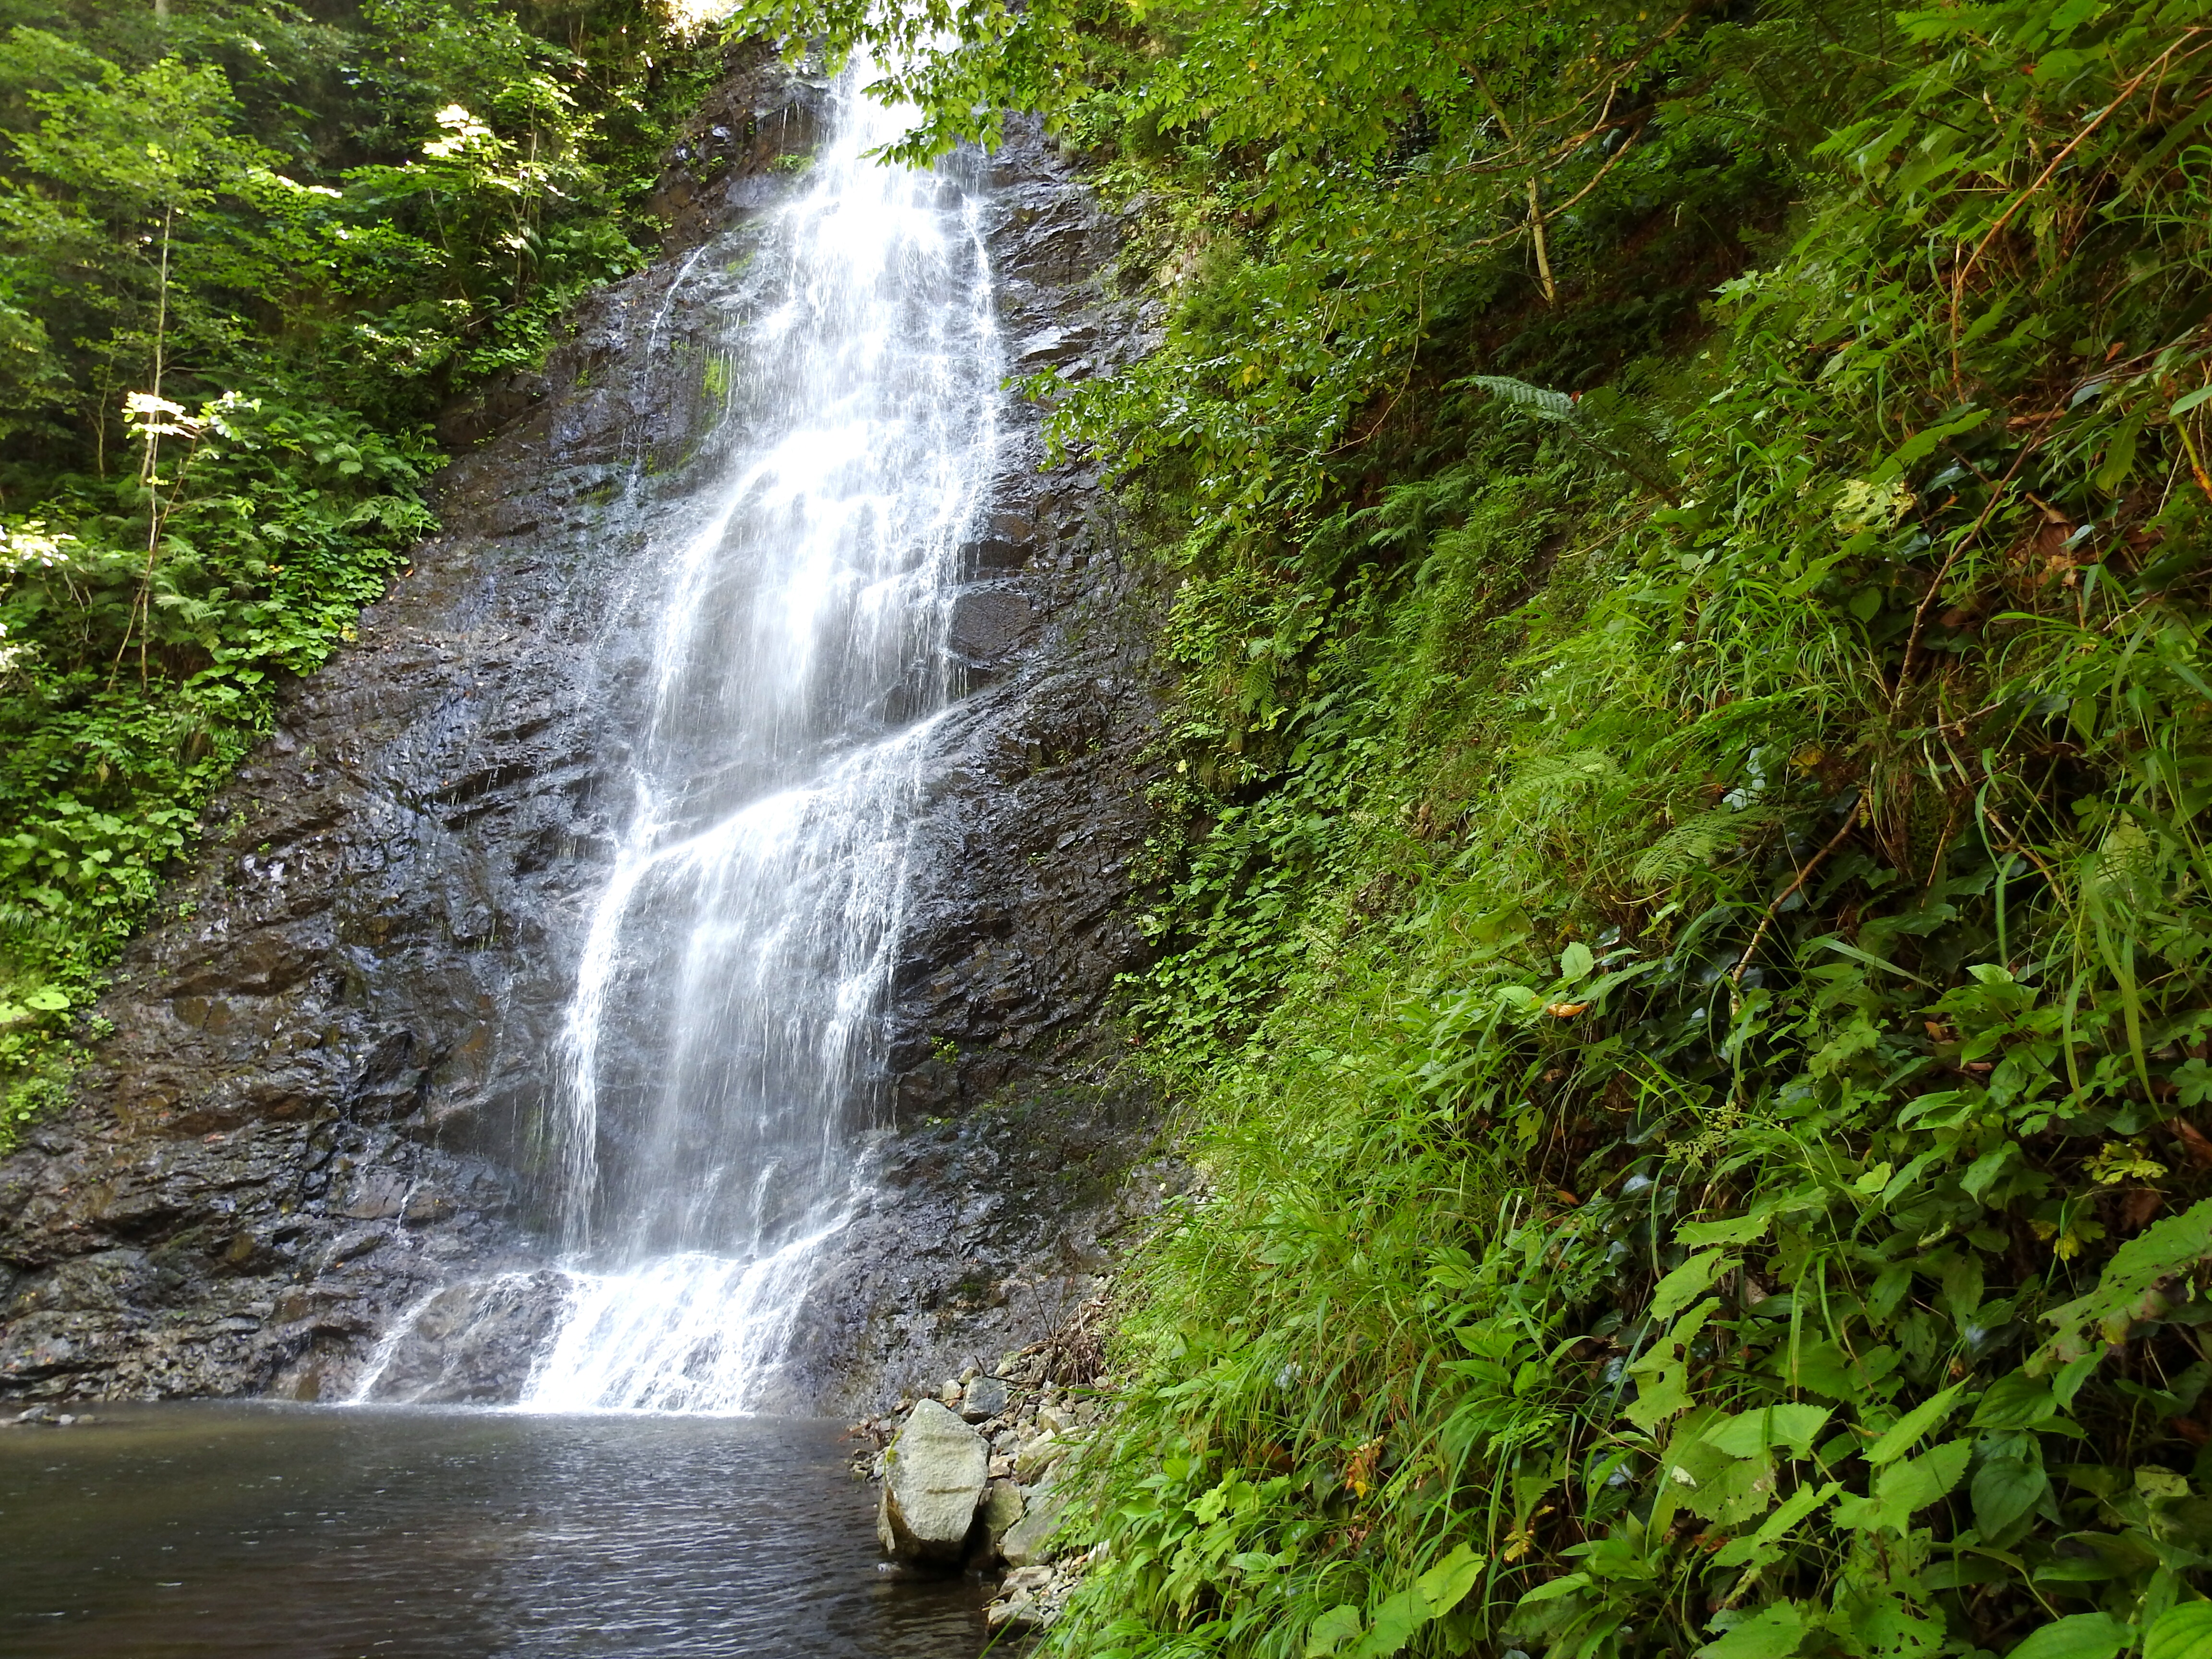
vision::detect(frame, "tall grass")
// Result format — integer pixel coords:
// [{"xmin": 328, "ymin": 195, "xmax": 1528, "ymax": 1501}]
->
[{"xmin": 1040, "ymin": 4, "xmax": 2212, "ymax": 1656}]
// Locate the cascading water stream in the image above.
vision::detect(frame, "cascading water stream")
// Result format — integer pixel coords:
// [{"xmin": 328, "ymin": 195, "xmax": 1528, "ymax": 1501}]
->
[{"xmin": 491, "ymin": 62, "xmax": 1003, "ymax": 1413}]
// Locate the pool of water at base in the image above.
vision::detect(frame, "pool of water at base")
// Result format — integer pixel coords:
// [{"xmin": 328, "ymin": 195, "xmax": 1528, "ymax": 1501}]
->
[{"xmin": 0, "ymin": 1402, "xmax": 991, "ymax": 1659}]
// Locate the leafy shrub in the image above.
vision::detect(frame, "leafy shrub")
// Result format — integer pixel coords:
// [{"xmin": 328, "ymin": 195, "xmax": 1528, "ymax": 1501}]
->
[
  {"xmin": 0, "ymin": 0, "xmax": 722, "ymax": 1136},
  {"xmin": 760, "ymin": 0, "xmax": 2212, "ymax": 1652}
]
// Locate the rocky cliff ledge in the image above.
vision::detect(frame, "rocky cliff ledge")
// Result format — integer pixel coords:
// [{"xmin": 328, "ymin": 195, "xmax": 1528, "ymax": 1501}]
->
[{"xmin": 0, "ymin": 45, "xmax": 1163, "ymax": 1408}]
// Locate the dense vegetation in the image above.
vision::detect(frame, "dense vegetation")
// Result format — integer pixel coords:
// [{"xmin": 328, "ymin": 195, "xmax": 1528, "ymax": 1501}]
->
[
  {"xmin": 0, "ymin": 0, "xmax": 721, "ymax": 1133},
  {"xmin": 764, "ymin": 2, "xmax": 2212, "ymax": 1656}
]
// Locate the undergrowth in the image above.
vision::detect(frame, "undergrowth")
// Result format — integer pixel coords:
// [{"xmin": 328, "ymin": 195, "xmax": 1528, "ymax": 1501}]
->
[
  {"xmin": 758, "ymin": 0, "xmax": 2212, "ymax": 1655},
  {"xmin": 0, "ymin": 0, "xmax": 722, "ymax": 1137}
]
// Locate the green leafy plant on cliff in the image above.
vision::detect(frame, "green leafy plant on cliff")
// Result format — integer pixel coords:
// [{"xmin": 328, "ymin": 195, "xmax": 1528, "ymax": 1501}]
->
[
  {"xmin": 760, "ymin": 0, "xmax": 2212, "ymax": 1655},
  {"xmin": 0, "ymin": 0, "xmax": 723, "ymax": 1139}
]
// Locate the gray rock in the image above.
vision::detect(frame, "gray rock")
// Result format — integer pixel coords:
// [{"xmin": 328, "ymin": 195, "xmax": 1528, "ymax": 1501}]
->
[
  {"xmin": 877, "ymin": 1400, "xmax": 988, "ymax": 1568},
  {"xmin": 1014, "ymin": 1430, "xmax": 1069, "ymax": 1483},
  {"xmin": 961, "ymin": 1373, "xmax": 1010, "ymax": 1421},
  {"xmin": 353, "ymin": 1271, "xmax": 570, "ymax": 1403},
  {"xmin": 1000, "ymin": 1483, "xmax": 1069, "ymax": 1569},
  {"xmin": 980, "ymin": 1478, "xmax": 1025, "ymax": 1542}
]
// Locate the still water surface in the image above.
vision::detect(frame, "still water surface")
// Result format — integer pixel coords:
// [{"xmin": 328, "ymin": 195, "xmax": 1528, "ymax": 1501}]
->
[{"xmin": 0, "ymin": 1404, "xmax": 987, "ymax": 1658}]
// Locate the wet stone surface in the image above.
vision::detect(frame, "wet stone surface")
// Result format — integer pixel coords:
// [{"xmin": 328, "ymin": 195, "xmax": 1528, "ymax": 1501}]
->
[{"xmin": 0, "ymin": 48, "xmax": 1163, "ymax": 1409}]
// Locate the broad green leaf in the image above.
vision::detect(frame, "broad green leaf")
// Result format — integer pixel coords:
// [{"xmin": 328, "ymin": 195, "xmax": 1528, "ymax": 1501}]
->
[
  {"xmin": 1696, "ymin": 1601, "xmax": 1808, "ymax": 1659},
  {"xmin": 2136, "ymin": 1467, "xmax": 2189, "ymax": 1502},
  {"xmin": 1679, "ymin": 1212, "xmax": 1773, "ymax": 1248},
  {"xmin": 2146, "ymin": 1602, "xmax": 2212, "ymax": 1659},
  {"xmin": 1835, "ymin": 1439, "xmax": 1971, "ymax": 1534},
  {"xmin": 1625, "ymin": 1300, "xmax": 1718, "ymax": 1430},
  {"xmin": 2041, "ymin": 1199, "xmax": 2212, "ymax": 1356},
  {"xmin": 1306, "ymin": 1605, "xmax": 1365, "ymax": 1658},
  {"xmin": 2053, "ymin": 1352, "xmax": 2102, "ymax": 1410},
  {"xmin": 1864, "ymin": 1382, "xmax": 1969, "ymax": 1465},
  {"xmin": 2171, "ymin": 385, "xmax": 2212, "ymax": 419},
  {"xmin": 1650, "ymin": 1251, "xmax": 1733, "ymax": 1323},
  {"xmin": 1349, "ymin": 1588, "xmax": 1427, "ymax": 1659},
  {"xmin": 1414, "ymin": 1543, "xmax": 1486, "ymax": 1617},
  {"xmin": 1972, "ymin": 1451, "xmax": 2048, "ymax": 1538},
  {"xmin": 2007, "ymin": 1612, "xmax": 2133, "ymax": 1659},
  {"xmin": 1559, "ymin": 941, "xmax": 1595, "ymax": 983},
  {"xmin": 1713, "ymin": 1481, "xmax": 1841, "ymax": 1569},
  {"xmin": 1515, "ymin": 1574, "xmax": 1592, "ymax": 1607},
  {"xmin": 1704, "ymin": 1404, "xmax": 1831, "ymax": 1458},
  {"xmin": 1973, "ymin": 1370, "xmax": 2057, "ymax": 1430},
  {"xmin": 1669, "ymin": 1431, "xmax": 1784, "ymax": 1527}
]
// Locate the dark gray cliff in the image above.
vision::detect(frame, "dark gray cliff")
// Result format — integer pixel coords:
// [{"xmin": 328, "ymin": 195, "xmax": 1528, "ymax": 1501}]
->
[{"xmin": 0, "ymin": 48, "xmax": 1165, "ymax": 1408}]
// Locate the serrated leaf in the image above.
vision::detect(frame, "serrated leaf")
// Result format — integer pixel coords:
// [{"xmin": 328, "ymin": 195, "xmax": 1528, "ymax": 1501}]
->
[
  {"xmin": 1712, "ymin": 1481, "xmax": 1841, "ymax": 1569},
  {"xmin": 1625, "ymin": 1300, "xmax": 1717, "ymax": 1430},
  {"xmin": 1679, "ymin": 1211, "xmax": 1773, "ymax": 1248},
  {"xmin": 1695, "ymin": 1601, "xmax": 1808, "ymax": 1659},
  {"xmin": 1835, "ymin": 1439, "xmax": 1971, "ymax": 1534},
  {"xmin": 1650, "ymin": 1251, "xmax": 1733, "ymax": 1323}
]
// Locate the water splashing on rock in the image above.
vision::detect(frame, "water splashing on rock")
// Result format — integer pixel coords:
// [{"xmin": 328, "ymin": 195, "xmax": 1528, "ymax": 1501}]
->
[{"xmin": 356, "ymin": 61, "xmax": 1002, "ymax": 1414}]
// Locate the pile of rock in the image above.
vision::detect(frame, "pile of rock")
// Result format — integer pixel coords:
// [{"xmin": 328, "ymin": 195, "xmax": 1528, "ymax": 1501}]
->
[{"xmin": 854, "ymin": 1349, "xmax": 1109, "ymax": 1634}]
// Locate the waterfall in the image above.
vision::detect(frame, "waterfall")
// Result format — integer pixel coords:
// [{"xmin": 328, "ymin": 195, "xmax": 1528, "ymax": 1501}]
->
[{"xmin": 505, "ymin": 62, "xmax": 1003, "ymax": 1412}]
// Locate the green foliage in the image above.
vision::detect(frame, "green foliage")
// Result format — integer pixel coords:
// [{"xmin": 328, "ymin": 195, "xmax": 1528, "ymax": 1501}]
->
[
  {"xmin": 760, "ymin": 0, "xmax": 2212, "ymax": 1653},
  {"xmin": 0, "ymin": 0, "xmax": 720, "ymax": 1138}
]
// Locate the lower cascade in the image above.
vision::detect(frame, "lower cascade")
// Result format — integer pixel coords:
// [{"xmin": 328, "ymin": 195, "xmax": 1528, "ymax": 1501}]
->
[{"xmin": 365, "ymin": 63, "xmax": 1003, "ymax": 1414}]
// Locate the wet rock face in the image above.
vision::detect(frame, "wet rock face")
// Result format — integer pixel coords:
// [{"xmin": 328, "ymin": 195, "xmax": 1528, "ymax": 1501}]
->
[
  {"xmin": 781, "ymin": 115, "xmax": 1172, "ymax": 1412},
  {"xmin": 0, "ymin": 62, "xmax": 1161, "ymax": 1407}
]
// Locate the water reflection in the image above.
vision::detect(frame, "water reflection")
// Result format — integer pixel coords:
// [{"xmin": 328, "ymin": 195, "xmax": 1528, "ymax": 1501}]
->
[{"xmin": 0, "ymin": 1404, "xmax": 987, "ymax": 1658}]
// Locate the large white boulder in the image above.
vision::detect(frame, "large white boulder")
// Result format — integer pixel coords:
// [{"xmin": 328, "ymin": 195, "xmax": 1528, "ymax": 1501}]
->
[{"xmin": 877, "ymin": 1399, "xmax": 989, "ymax": 1567}]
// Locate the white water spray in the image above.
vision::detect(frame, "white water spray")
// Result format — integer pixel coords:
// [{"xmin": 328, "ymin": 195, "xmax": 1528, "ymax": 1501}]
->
[{"xmin": 496, "ymin": 64, "xmax": 1002, "ymax": 1412}]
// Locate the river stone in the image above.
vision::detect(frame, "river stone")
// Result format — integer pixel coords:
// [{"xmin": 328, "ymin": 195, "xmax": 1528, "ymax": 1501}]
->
[
  {"xmin": 980, "ymin": 1478, "xmax": 1025, "ymax": 1544},
  {"xmin": 999, "ymin": 1481, "xmax": 1068, "ymax": 1569},
  {"xmin": 877, "ymin": 1400, "xmax": 988, "ymax": 1567},
  {"xmin": 1013, "ymin": 1429, "xmax": 1068, "ymax": 1483},
  {"xmin": 960, "ymin": 1373, "xmax": 1010, "ymax": 1422}
]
